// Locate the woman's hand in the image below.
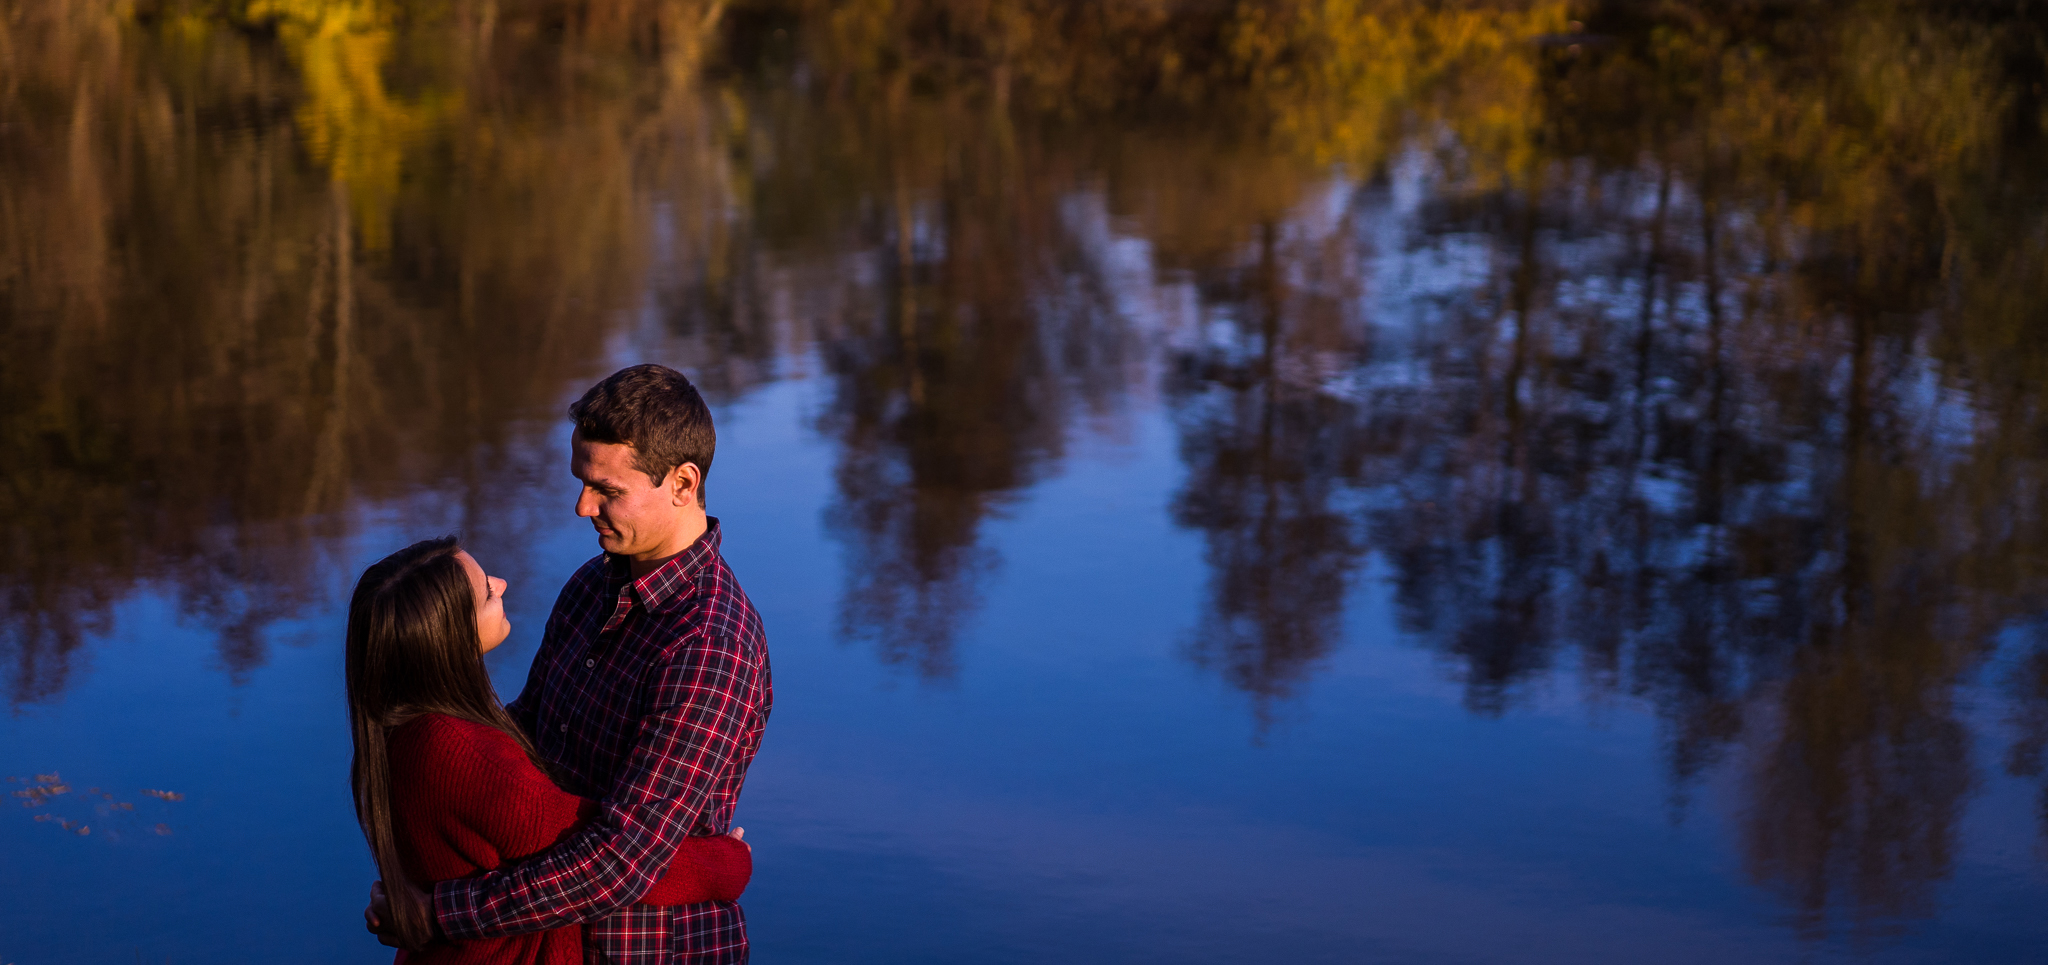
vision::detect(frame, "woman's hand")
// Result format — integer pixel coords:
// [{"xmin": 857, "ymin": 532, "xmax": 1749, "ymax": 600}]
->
[{"xmin": 364, "ymin": 880, "xmax": 403, "ymax": 948}]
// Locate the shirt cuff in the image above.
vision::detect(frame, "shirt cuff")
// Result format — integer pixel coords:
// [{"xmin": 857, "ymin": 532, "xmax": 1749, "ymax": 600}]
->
[{"xmin": 431, "ymin": 878, "xmax": 486, "ymax": 942}]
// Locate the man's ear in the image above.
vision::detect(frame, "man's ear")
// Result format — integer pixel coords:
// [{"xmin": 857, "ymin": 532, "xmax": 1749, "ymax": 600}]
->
[{"xmin": 671, "ymin": 462, "xmax": 702, "ymax": 507}]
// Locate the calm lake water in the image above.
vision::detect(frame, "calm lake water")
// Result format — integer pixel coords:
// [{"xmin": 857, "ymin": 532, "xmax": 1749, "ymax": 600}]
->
[{"xmin": 6, "ymin": 3, "xmax": 2048, "ymax": 962}]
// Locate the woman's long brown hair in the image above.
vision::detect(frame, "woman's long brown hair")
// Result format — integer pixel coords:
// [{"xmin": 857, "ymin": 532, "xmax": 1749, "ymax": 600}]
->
[{"xmin": 344, "ymin": 536, "xmax": 547, "ymax": 951}]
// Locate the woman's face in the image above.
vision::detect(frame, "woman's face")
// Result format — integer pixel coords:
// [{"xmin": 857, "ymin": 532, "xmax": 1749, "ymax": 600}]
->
[{"xmin": 456, "ymin": 551, "xmax": 512, "ymax": 653}]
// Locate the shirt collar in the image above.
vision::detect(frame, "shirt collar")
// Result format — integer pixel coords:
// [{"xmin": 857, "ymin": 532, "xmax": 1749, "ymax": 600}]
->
[{"xmin": 606, "ymin": 517, "xmax": 723, "ymax": 611}]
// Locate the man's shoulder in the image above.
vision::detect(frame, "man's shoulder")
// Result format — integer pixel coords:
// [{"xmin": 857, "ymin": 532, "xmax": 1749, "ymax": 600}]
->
[
  {"xmin": 644, "ymin": 552, "xmax": 763, "ymax": 654},
  {"xmin": 691, "ymin": 552, "xmax": 765, "ymax": 639}
]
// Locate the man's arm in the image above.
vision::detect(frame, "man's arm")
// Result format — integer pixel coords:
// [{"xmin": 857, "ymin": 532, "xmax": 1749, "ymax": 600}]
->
[{"xmin": 430, "ymin": 634, "xmax": 762, "ymax": 940}]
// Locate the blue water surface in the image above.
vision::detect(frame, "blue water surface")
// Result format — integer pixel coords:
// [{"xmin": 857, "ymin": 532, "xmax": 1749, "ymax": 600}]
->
[{"xmin": 5, "ymin": 373, "xmax": 2044, "ymax": 964}]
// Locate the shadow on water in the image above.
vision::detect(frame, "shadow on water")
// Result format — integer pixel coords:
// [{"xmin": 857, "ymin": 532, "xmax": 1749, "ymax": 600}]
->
[{"xmin": 8, "ymin": 0, "xmax": 2048, "ymax": 942}]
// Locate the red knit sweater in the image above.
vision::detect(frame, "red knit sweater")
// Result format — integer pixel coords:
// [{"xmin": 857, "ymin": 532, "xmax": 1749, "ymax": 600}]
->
[{"xmin": 385, "ymin": 713, "xmax": 752, "ymax": 965}]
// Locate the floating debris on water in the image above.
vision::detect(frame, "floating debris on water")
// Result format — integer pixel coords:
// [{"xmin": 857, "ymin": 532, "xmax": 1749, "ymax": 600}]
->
[
  {"xmin": 12, "ymin": 773, "xmax": 72, "ymax": 808},
  {"xmin": 12, "ymin": 772, "xmax": 181, "ymax": 839}
]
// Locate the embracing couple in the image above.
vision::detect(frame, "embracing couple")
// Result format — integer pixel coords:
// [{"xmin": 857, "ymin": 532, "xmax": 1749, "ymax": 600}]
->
[{"xmin": 348, "ymin": 364, "xmax": 772, "ymax": 965}]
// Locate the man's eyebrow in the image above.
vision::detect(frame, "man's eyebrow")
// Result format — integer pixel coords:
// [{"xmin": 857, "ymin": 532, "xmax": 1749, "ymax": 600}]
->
[{"xmin": 574, "ymin": 471, "xmax": 625, "ymax": 490}]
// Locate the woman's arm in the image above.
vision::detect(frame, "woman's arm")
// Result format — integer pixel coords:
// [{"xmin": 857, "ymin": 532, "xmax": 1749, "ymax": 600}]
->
[
  {"xmin": 432, "ymin": 635, "xmax": 767, "ymax": 941},
  {"xmin": 640, "ymin": 827, "xmax": 750, "ymax": 905},
  {"xmin": 428, "ymin": 717, "xmax": 750, "ymax": 905}
]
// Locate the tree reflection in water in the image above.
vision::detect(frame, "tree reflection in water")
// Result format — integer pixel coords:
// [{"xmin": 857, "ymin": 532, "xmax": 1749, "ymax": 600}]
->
[
  {"xmin": 811, "ymin": 119, "xmax": 1064, "ymax": 678},
  {"xmin": 727, "ymin": 66, "xmax": 1148, "ymax": 675},
  {"xmin": 0, "ymin": 0, "xmax": 731, "ymax": 698},
  {"xmin": 1166, "ymin": 212, "xmax": 1373, "ymax": 724},
  {"xmin": 766, "ymin": 0, "xmax": 2048, "ymax": 930},
  {"xmin": 2006, "ymin": 633, "xmax": 2048, "ymax": 857},
  {"xmin": 1315, "ymin": 7, "xmax": 2048, "ymax": 932}
]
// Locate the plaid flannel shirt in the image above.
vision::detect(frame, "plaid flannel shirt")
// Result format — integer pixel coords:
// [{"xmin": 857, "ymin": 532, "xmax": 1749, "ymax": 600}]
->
[{"xmin": 433, "ymin": 518, "xmax": 772, "ymax": 965}]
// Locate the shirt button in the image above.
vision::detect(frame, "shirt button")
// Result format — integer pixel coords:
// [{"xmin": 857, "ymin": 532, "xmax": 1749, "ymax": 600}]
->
[
  {"xmin": 586, "ymin": 658, "xmax": 596, "ymax": 668},
  {"xmin": 560, "ymin": 724, "xmax": 569, "ymax": 733}
]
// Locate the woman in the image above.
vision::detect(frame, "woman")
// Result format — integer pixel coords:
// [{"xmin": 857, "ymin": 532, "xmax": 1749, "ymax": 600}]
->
[{"xmin": 346, "ymin": 536, "xmax": 751, "ymax": 962}]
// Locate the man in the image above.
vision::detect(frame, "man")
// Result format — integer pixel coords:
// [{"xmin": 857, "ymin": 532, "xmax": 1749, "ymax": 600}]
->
[{"xmin": 372, "ymin": 363, "xmax": 772, "ymax": 964}]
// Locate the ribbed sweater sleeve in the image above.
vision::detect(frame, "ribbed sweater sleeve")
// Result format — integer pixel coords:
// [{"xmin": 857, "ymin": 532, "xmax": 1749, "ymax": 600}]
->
[{"xmin": 392, "ymin": 715, "xmax": 751, "ymax": 905}]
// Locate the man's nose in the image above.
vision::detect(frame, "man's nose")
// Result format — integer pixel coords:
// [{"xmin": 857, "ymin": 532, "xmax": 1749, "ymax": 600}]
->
[{"xmin": 576, "ymin": 489, "xmax": 599, "ymax": 517}]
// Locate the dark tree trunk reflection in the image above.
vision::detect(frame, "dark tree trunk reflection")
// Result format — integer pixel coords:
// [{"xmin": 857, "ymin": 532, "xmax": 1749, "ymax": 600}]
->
[{"xmin": 1166, "ymin": 214, "xmax": 1373, "ymax": 723}]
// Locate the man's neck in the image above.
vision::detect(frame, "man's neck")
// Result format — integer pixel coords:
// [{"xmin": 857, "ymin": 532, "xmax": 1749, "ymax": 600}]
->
[{"xmin": 626, "ymin": 512, "xmax": 709, "ymax": 580}]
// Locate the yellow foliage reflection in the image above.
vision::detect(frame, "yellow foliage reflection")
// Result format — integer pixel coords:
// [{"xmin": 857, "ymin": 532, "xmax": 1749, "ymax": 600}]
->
[{"xmin": 244, "ymin": 0, "xmax": 456, "ymax": 249}]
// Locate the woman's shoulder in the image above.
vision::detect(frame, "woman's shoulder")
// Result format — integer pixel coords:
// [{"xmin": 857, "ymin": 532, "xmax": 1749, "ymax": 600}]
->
[
  {"xmin": 389, "ymin": 713, "xmax": 529, "ymax": 772},
  {"xmin": 390, "ymin": 714, "xmax": 579, "ymax": 851},
  {"xmin": 390, "ymin": 710, "xmax": 491, "ymax": 744}
]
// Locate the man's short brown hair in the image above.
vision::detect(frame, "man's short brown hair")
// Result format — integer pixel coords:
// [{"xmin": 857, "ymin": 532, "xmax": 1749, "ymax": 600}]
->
[{"xmin": 568, "ymin": 364, "xmax": 715, "ymax": 505}]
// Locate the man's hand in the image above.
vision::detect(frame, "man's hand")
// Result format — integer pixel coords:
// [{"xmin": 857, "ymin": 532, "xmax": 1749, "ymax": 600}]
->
[
  {"xmin": 364, "ymin": 880, "xmax": 403, "ymax": 948},
  {"xmin": 728, "ymin": 826, "xmax": 750, "ymax": 852}
]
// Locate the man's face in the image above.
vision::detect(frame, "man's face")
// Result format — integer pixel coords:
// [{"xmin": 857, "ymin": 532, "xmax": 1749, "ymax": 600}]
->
[{"xmin": 570, "ymin": 432, "xmax": 688, "ymax": 560}]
